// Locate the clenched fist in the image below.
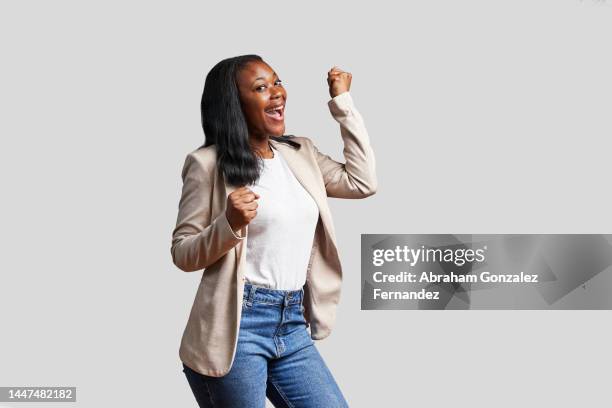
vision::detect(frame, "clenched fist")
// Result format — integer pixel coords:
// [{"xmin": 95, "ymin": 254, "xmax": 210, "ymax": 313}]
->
[
  {"xmin": 226, "ymin": 186, "xmax": 259, "ymax": 233},
  {"xmin": 327, "ymin": 66, "xmax": 352, "ymax": 98}
]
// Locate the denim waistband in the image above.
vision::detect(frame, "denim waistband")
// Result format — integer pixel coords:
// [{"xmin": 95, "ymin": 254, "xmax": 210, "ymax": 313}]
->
[{"xmin": 243, "ymin": 282, "xmax": 304, "ymax": 306}]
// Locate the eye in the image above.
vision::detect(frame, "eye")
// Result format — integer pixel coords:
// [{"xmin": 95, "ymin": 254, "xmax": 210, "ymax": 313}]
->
[
  {"xmin": 275, "ymin": 79, "xmax": 283, "ymax": 86},
  {"xmin": 256, "ymin": 85, "xmax": 266, "ymax": 92}
]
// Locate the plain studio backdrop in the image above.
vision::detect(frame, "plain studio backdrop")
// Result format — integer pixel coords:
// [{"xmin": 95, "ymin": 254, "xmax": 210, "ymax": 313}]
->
[{"xmin": 1, "ymin": 1, "xmax": 610, "ymax": 407}]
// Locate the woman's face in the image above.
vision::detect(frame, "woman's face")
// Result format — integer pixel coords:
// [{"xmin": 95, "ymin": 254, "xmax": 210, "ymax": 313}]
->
[{"xmin": 236, "ymin": 60, "xmax": 287, "ymax": 138}]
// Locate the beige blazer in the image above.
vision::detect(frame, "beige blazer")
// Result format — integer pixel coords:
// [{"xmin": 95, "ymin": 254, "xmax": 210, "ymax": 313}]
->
[{"xmin": 171, "ymin": 92, "xmax": 377, "ymax": 377}]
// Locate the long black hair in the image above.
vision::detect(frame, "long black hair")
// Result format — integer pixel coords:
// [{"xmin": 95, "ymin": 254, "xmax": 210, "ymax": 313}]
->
[{"xmin": 200, "ymin": 54, "xmax": 300, "ymax": 187}]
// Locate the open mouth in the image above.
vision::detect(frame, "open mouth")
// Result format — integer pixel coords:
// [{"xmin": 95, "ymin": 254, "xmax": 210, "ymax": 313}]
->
[{"xmin": 264, "ymin": 105, "xmax": 284, "ymax": 121}]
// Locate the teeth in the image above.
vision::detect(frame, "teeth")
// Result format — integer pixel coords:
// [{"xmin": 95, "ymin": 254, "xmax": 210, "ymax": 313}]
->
[{"xmin": 266, "ymin": 105, "xmax": 284, "ymax": 113}]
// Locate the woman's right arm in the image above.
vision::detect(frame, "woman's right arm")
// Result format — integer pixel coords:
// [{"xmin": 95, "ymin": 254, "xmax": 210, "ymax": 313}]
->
[{"xmin": 170, "ymin": 153, "xmax": 244, "ymax": 272}]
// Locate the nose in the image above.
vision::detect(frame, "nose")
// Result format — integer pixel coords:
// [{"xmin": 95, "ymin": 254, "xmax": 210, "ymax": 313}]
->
[{"xmin": 271, "ymin": 87, "xmax": 283, "ymax": 100}]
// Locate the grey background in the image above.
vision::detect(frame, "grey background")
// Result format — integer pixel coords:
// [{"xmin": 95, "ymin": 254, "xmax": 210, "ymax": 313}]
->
[{"xmin": 1, "ymin": 0, "xmax": 610, "ymax": 407}]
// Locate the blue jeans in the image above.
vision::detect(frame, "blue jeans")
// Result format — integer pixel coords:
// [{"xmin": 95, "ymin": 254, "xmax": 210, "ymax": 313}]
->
[{"xmin": 182, "ymin": 283, "xmax": 349, "ymax": 407}]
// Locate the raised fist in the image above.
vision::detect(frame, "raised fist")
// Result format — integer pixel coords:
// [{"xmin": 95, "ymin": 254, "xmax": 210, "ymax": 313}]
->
[{"xmin": 327, "ymin": 66, "xmax": 352, "ymax": 98}]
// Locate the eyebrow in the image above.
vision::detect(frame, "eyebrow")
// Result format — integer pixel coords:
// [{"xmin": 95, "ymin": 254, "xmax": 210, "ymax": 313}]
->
[{"xmin": 253, "ymin": 72, "xmax": 279, "ymax": 83}]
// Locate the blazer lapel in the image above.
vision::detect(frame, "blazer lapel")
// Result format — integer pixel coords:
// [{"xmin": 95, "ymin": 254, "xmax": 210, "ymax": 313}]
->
[
  {"xmin": 271, "ymin": 139, "xmax": 336, "ymax": 243},
  {"xmin": 270, "ymin": 140, "xmax": 325, "ymax": 214}
]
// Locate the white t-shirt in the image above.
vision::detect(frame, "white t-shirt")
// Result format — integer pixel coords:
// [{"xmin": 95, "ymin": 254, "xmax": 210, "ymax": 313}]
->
[{"xmin": 244, "ymin": 145, "xmax": 319, "ymax": 290}]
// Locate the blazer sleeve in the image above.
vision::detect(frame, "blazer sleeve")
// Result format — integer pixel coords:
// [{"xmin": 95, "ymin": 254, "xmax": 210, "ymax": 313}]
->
[
  {"xmin": 171, "ymin": 153, "xmax": 244, "ymax": 272},
  {"xmin": 312, "ymin": 91, "xmax": 377, "ymax": 198}
]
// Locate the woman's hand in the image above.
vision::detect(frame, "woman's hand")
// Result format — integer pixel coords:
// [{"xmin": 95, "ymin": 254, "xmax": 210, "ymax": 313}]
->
[
  {"xmin": 327, "ymin": 66, "xmax": 352, "ymax": 98},
  {"xmin": 226, "ymin": 187, "xmax": 259, "ymax": 232}
]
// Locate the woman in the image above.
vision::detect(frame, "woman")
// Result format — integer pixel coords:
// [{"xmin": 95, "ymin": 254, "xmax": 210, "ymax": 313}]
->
[{"xmin": 171, "ymin": 54, "xmax": 377, "ymax": 407}]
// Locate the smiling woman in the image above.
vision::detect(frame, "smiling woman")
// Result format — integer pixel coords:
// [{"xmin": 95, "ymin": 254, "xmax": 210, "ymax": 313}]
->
[
  {"xmin": 235, "ymin": 61, "xmax": 287, "ymax": 141},
  {"xmin": 172, "ymin": 54, "xmax": 377, "ymax": 407}
]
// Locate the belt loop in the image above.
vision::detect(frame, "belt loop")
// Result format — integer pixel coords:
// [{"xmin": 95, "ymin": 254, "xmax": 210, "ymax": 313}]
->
[{"xmin": 247, "ymin": 285, "xmax": 256, "ymax": 307}]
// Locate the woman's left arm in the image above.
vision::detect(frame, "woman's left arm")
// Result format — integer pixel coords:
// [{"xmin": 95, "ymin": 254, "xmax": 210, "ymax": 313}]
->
[{"xmin": 312, "ymin": 90, "xmax": 377, "ymax": 198}]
